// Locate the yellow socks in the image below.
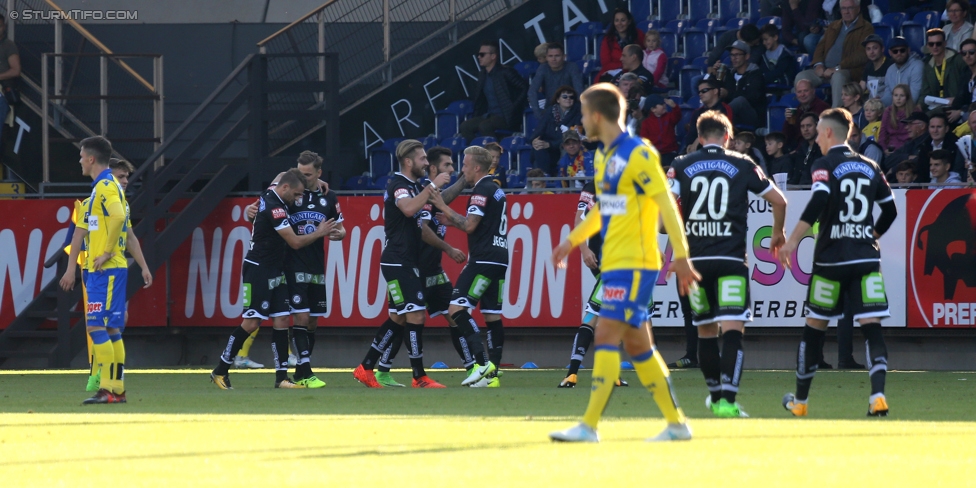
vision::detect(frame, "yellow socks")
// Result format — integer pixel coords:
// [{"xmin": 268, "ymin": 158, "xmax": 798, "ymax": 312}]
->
[
  {"xmin": 582, "ymin": 346, "xmax": 621, "ymax": 429},
  {"xmin": 240, "ymin": 328, "xmax": 258, "ymax": 358},
  {"xmin": 633, "ymin": 348, "xmax": 686, "ymax": 425},
  {"xmin": 91, "ymin": 338, "xmax": 116, "ymax": 393}
]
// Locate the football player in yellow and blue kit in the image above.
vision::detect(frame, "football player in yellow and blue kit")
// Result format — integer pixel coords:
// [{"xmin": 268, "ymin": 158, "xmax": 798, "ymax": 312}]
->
[
  {"xmin": 550, "ymin": 83, "xmax": 701, "ymax": 443},
  {"xmin": 77, "ymin": 136, "xmax": 130, "ymax": 405}
]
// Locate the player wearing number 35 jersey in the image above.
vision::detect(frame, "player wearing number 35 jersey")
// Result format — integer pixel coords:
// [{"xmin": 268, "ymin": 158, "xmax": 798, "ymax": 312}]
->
[
  {"xmin": 780, "ymin": 108, "xmax": 898, "ymax": 418},
  {"xmin": 669, "ymin": 112, "xmax": 787, "ymax": 418}
]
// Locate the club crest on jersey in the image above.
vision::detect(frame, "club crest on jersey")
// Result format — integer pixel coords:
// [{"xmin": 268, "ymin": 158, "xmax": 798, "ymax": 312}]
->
[
  {"xmin": 603, "ymin": 286, "xmax": 626, "ymax": 302},
  {"xmin": 684, "ymin": 160, "xmax": 739, "ymax": 178},
  {"xmin": 833, "ymin": 162, "xmax": 875, "ymax": 179},
  {"xmin": 320, "ymin": 197, "xmax": 327, "ymax": 206},
  {"xmin": 493, "ymin": 189, "xmax": 505, "ymax": 201},
  {"xmin": 296, "ymin": 196, "xmax": 304, "ymax": 206},
  {"xmin": 470, "ymin": 195, "xmax": 487, "ymax": 206},
  {"xmin": 272, "ymin": 207, "xmax": 287, "ymax": 219},
  {"xmin": 812, "ymin": 169, "xmax": 830, "ymax": 183},
  {"xmin": 606, "ymin": 155, "xmax": 627, "ymax": 177},
  {"xmin": 259, "ymin": 199, "xmax": 266, "ymax": 211}
]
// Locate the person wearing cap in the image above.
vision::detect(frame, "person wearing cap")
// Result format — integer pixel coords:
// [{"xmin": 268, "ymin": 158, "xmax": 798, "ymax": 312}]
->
[
  {"xmin": 859, "ymin": 34, "xmax": 894, "ymax": 99},
  {"xmin": 530, "ymin": 85, "xmax": 582, "ymax": 175},
  {"xmin": 795, "ymin": 0, "xmax": 873, "ymax": 108},
  {"xmin": 684, "ymin": 78, "xmax": 734, "ymax": 152},
  {"xmin": 880, "ymin": 37, "xmax": 925, "ymax": 106},
  {"xmin": 639, "ymin": 95, "xmax": 681, "ymax": 167},
  {"xmin": 710, "ymin": 39, "xmax": 768, "ymax": 129},
  {"xmin": 920, "ymin": 28, "xmax": 969, "ymax": 111},
  {"xmin": 708, "ymin": 23, "xmax": 763, "ymax": 67},
  {"xmin": 556, "ymin": 129, "xmax": 594, "ymax": 189},
  {"xmin": 883, "ymin": 111, "xmax": 929, "ymax": 172},
  {"xmin": 881, "ymin": 94, "xmax": 925, "ymax": 154}
]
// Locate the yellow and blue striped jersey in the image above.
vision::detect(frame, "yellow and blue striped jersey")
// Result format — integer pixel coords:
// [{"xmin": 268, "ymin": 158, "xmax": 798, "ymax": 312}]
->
[
  {"xmin": 83, "ymin": 169, "xmax": 129, "ymax": 271},
  {"xmin": 568, "ymin": 132, "xmax": 671, "ymax": 271}
]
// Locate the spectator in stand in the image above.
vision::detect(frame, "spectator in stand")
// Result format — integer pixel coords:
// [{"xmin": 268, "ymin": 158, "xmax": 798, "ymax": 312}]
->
[
  {"xmin": 529, "ymin": 43, "xmax": 584, "ymax": 121},
  {"xmin": 602, "ymin": 44, "xmax": 655, "ymax": 94},
  {"xmin": 954, "ymin": 110, "xmax": 976, "ymax": 175},
  {"xmin": 733, "ymin": 131, "xmax": 768, "ymax": 172},
  {"xmin": 556, "ymin": 129, "xmax": 594, "ymax": 188},
  {"xmin": 893, "ymin": 160, "xmax": 918, "ymax": 184},
  {"xmin": 885, "ymin": 112, "xmax": 931, "ymax": 172},
  {"xmin": 860, "ymin": 34, "xmax": 893, "ymax": 100},
  {"xmin": 684, "ymin": 78, "xmax": 734, "ymax": 152},
  {"xmin": 849, "ymin": 123, "xmax": 885, "ymax": 167},
  {"xmin": 948, "ymin": 38, "xmax": 976, "ymax": 123},
  {"xmin": 759, "ymin": 24, "xmax": 799, "ymax": 88},
  {"xmin": 484, "ymin": 141, "xmax": 507, "ymax": 188},
  {"xmin": 765, "ymin": 131, "xmax": 794, "ymax": 178},
  {"xmin": 920, "ymin": 28, "xmax": 968, "ymax": 111},
  {"xmin": 944, "ymin": 0, "xmax": 973, "ymax": 51},
  {"xmin": 862, "ymin": 97, "xmax": 884, "ymax": 140},
  {"xmin": 642, "ymin": 30, "xmax": 669, "ymax": 89},
  {"xmin": 534, "ymin": 43, "xmax": 548, "ymax": 64},
  {"xmin": 794, "ymin": 0, "xmax": 873, "ymax": 107},
  {"xmin": 639, "ymin": 95, "xmax": 681, "ymax": 167},
  {"xmin": 915, "ymin": 113, "xmax": 965, "ymax": 182},
  {"xmin": 782, "ymin": 0, "xmax": 826, "ymax": 55},
  {"xmin": 880, "ymin": 84, "xmax": 922, "ymax": 152},
  {"xmin": 624, "ymin": 82, "xmax": 646, "ymax": 136},
  {"xmin": 524, "ymin": 167, "xmax": 552, "ymax": 193},
  {"xmin": 530, "ymin": 85, "xmax": 581, "ymax": 175},
  {"xmin": 0, "ymin": 15, "xmax": 21, "ymax": 132},
  {"xmin": 460, "ymin": 40, "xmax": 528, "ymax": 142},
  {"xmin": 710, "ymin": 40, "xmax": 768, "ymax": 129},
  {"xmin": 789, "ymin": 112, "xmax": 822, "ymax": 184},
  {"xmin": 596, "ymin": 8, "xmax": 644, "ymax": 81},
  {"xmin": 880, "ymin": 37, "xmax": 925, "ymax": 106},
  {"xmin": 928, "ymin": 149, "xmax": 964, "ymax": 186},
  {"xmin": 783, "ymin": 78, "xmax": 829, "ymax": 148},
  {"xmin": 841, "ymin": 82, "xmax": 867, "ymax": 127},
  {"xmin": 708, "ymin": 24, "xmax": 763, "ymax": 66}
]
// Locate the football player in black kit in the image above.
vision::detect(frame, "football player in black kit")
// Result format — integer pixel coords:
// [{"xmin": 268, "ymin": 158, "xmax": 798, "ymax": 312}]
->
[
  {"xmin": 429, "ymin": 146, "xmax": 509, "ymax": 387},
  {"xmin": 352, "ymin": 140, "xmax": 450, "ymax": 388},
  {"xmin": 211, "ymin": 169, "xmax": 335, "ymax": 389},
  {"xmin": 669, "ymin": 112, "xmax": 788, "ymax": 417},
  {"xmin": 373, "ymin": 146, "xmax": 469, "ymax": 388},
  {"xmin": 779, "ymin": 108, "xmax": 897, "ymax": 417}
]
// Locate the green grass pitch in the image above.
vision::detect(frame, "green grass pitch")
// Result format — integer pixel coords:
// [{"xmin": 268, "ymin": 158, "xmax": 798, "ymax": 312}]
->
[{"xmin": 1, "ymin": 369, "xmax": 974, "ymax": 485}]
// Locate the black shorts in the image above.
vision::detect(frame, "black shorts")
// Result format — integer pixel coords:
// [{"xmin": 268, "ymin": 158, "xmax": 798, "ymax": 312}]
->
[
  {"xmin": 584, "ymin": 273, "xmax": 602, "ymax": 316},
  {"xmin": 286, "ymin": 270, "xmax": 328, "ymax": 316},
  {"xmin": 805, "ymin": 261, "xmax": 890, "ymax": 321},
  {"xmin": 424, "ymin": 271, "xmax": 453, "ymax": 318},
  {"xmin": 687, "ymin": 259, "xmax": 752, "ymax": 326},
  {"xmin": 382, "ymin": 263, "xmax": 426, "ymax": 315},
  {"xmin": 242, "ymin": 262, "xmax": 289, "ymax": 320},
  {"xmin": 451, "ymin": 262, "xmax": 507, "ymax": 314}
]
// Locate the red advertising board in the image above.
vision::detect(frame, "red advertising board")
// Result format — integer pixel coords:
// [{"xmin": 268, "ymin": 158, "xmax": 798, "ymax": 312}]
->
[{"xmin": 906, "ymin": 189, "xmax": 976, "ymax": 328}]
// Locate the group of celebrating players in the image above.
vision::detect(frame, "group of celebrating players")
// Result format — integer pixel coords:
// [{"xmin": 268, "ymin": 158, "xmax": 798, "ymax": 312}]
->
[{"xmin": 67, "ymin": 80, "xmax": 898, "ymax": 443}]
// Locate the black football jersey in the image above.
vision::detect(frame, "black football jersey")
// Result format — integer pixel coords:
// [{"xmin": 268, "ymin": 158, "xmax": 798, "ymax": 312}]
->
[
  {"xmin": 810, "ymin": 146, "xmax": 894, "ymax": 265},
  {"xmin": 286, "ymin": 187, "xmax": 343, "ymax": 272},
  {"xmin": 577, "ymin": 182, "xmax": 603, "ymax": 259},
  {"xmin": 670, "ymin": 145, "xmax": 772, "ymax": 260},
  {"xmin": 380, "ymin": 173, "xmax": 424, "ymax": 266},
  {"xmin": 244, "ymin": 189, "xmax": 292, "ymax": 269},
  {"xmin": 418, "ymin": 178, "xmax": 448, "ymax": 276},
  {"xmin": 466, "ymin": 175, "xmax": 509, "ymax": 264}
]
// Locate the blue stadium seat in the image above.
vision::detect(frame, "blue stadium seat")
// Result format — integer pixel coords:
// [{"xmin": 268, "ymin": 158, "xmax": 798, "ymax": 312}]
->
[
  {"xmin": 639, "ymin": 19, "xmax": 662, "ymax": 34},
  {"xmin": 666, "ymin": 56, "xmax": 686, "ymax": 87},
  {"xmin": 420, "ymin": 135, "xmax": 437, "ymax": 150},
  {"xmin": 777, "ymin": 92, "xmax": 798, "ymax": 107},
  {"xmin": 369, "ymin": 151, "xmax": 393, "ymax": 178},
  {"xmin": 579, "ymin": 59, "xmax": 601, "ymax": 85},
  {"xmin": 872, "ymin": 24, "xmax": 894, "ymax": 47},
  {"xmin": 757, "ymin": 16, "xmax": 783, "ymax": 29},
  {"xmin": 343, "ymin": 175, "xmax": 370, "ymax": 192},
  {"xmin": 688, "ymin": 0, "xmax": 713, "ymax": 22},
  {"xmin": 514, "ymin": 61, "xmax": 539, "ymax": 81},
  {"xmin": 632, "ymin": 0, "xmax": 652, "ymax": 23},
  {"xmin": 566, "ymin": 30, "xmax": 589, "ymax": 61},
  {"xmin": 911, "ymin": 11, "xmax": 940, "ymax": 30},
  {"xmin": 506, "ymin": 172, "xmax": 523, "ymax": 189},
  {"xmin": 691, "ymin": 56, "xmax": 709, "ymax": 71},
  {"xmin": 872, "ymin": 0, "xmax": 889, "ymax": 11},
  {"xmin": 796, "ymin": 53, "xmax": 810, "ymax": 71},
  {"xmin": 523, "ymin": 109, "xmax": 538, "ymax": 138},
  {"xmin": 470, "ymin": 136, "xmax": 496, "ymax": 148},
  {"xmin": 657, "ymin": 0, "xmax": 683, "ymax": 22},
  {"xmin": 767, "ymin": 105, "xmax": 787, "ymax": 132},
  {"xmin": 372, "ymin": 174, "xmax": 392, "ymax": 191},
  {"xmin": 439, "ymin": 136, "xmax": 467, "ymax": 165},
  {"xmin": 881, "ymin": 13, "xmax": 907, "ymax": 35},
  {"xmin": 683, "ymin": 31, "xmax": 709, "ymax": 60},
  {"xmin": 435, "ymin": 100, "xmax": 472, "ymax": 139},
  {"xmin": 660, "ymin": 20, "xmax": 688, "ymax": 56},
  {"xmin": 679, "ymin": 66, "xmax": 704, "ymax": 101},
  {"xmin": 747, "ymin": 0, "xmax": 760, "ymax": 21},
  {"xmin": 717, "ymin": 0, "xmax": 742, "ymax": 22},
  {"xmin": 902, "ymin": 24, "xmax": 925, "ymax": 54},
  {"xmin": 675, "ymin": 104, "xmax": 697, "ymax": 147}
]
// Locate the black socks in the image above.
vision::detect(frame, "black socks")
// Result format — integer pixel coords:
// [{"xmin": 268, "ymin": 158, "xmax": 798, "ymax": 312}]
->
[
  {"xmin": 698, "ymin": 336, "xmax": 721, "ymax": 403},
  {"xmin": 720, "ymin": 330, "xmax": 744, "ymax": 403},
  {"xmin": 567, "ymin": 324, "xmax": 594, "ymax": 376},
  {"xmin": 486, "ymin": 320, "xmax": 504, "ymax": 367},
  {"xmin": 451, "ymin": 309, "xmax": 488, "ymax": 366},
  {"xmin": 861, "ymin": 322, "xmax": 888, "ymax": 396},
  {"xmin": 361, "ymin": 318, "xmax": 401, "ymax": 370},
  {"xmin": 215, "ymin": 326, "xmax": 251, "ymax": 375},
  {"xmin": 272, "ymin": 328, "xmax": 290, "ymax": 382},
  {"xmin": 795, "ymin": 325, "xmax": 826, "ymax": 401}
]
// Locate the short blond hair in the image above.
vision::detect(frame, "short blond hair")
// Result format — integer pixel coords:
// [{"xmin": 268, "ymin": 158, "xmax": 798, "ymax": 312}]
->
[
  {"xmin": 581, "ymin": 83, "xmax": 626, "ymax": 127},
  {"xmin": 395, "ymin": 139, "xmax": 424, "ymax": 163},
  {"xmin": 464, "ymin": 145, "xmax": 493, "ymax": 172}
]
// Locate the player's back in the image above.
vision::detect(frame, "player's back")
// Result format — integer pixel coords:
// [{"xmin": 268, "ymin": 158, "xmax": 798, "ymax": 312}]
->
[
  {"xmin": 669, "ymin": 145, "xmax": 772, "ymax": 260},
  {"xmin": 811, "ymin": 146, "xmax": 893, "ymax": 265},
  {"xmin": 245, "ymin": 188, "xmax": 291, "ymax": 268},
  {"xmin": 466, "ymin": 175, "xmax": 508, "ymax": 265},
  {"xmin": 84, "ymin": 173, "xmax": 128, "ymax": 271},
  {"xmin": 594, "ymin": 133, "xmax": 669, "ymax": 271}
]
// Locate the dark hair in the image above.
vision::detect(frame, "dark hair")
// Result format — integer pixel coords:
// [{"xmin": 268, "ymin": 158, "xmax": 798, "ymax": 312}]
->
[
  {"xmin": 605, "ymin": 8, "xmax": 639, "ymax": 42},
  {"xmin": 929, "ymin": 149, "xmax": 952, "ymax": 164},
  {"xmin": 551, "ymin": 84, "xmax": 577, "ymax": 105},
  {"xmin": 480, "ymin": 40, "xmax": 498, "ymax": 54},
  {"xmin": 80, "ymin": 136, "xmax": 113, "ymax": 166},
  {"xmin": 949, "ymin": 0, "xmax": 971, "ymax": 14},
  {"xmin": 819, "ymin": 108, "xmax": 852, "ymax": 137},
  {"xmin": 739, "ymin": 24, "xmax": 761, "ymax": 43},
  {"xmin": 546, "ymin": 42, "xmax": 564, "ymax": 53},
  {"xmin": 926, "ymin": 28, "xmax": 947, "ymax": 42},
  {"xmin": 799, "ymin": 111, "xmax": 820, "ymax": 125},
  {"xmin": 697, "ymin": 112, "xmax": 733, "ymax": 140},
  {"xmin": 623, "ymin": 44, "xmax": 644, "ymax": 62},
  {"xmin": 108, "ymin": 158, "xmax": 135, "ymax": 174},
  {"xmin": 581, "ymin": 83, "xmax": 626, "ymax": 126},
  {"xmin": 279, "ymin": 167, "xmax": 308, "ymax": 189},
  {"xmin": 484, "ymin": 141, "xmax": 503, "ymax": 153},
  {"xmin": 698, "ymin": 77, "xmax": 722, "ymax": 90},
  {"xmin": 297, "ymin": 150, "xmax": 323, "ymax": 170},
  {"xmin": 526, "ymin": 168, "xmax": 547, "ymax": 178},
  {"xmin": 735, "ymin": 131, "xmax": 756, "ymax": 145},
  {"xmin": 760, "ymin": 24, "xmax": 780, "ymax": 38},
  {"xmin": 961, "ymin": 38, "xmax": 976, "ymax": 50},
  {"xmin": 426, "ymin": 146, "xmax": 453, "ymax": 165},
  {"xmin": 928, "ymin": 113, "xmax": 949, "ymax": 126},
  {"xmin": 765, "ymin": 131, "xmax": 787, "ymax": 144},
  {"xmin": 895, "ymin": 161, "xmax": 916, "ymax": 173}
]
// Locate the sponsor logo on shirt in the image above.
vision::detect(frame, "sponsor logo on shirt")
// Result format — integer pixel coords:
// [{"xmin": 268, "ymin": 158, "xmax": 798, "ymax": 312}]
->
[
  {"xmin": 599, "ymin": 194, "xmax": 628, "ymax": 215},
  {"xmin": 395, "ymin": 188, "xmax": 411, "ymax": 199},
  {"xmin": 470, "ymin": 195, "xmax": 487, "ymax": 206},
  {"xmin": 684, "ymin": 160, "xmax": 739, "ymax": 178},
  {"xmin": 272, "ymin": 207, "xmax": 287, "ymax": 219},
  {"xmin": 87, "ymin": 214, "xmax": 100, "ymax": 231},
  {"xmin": 832, "ymin": 161, "xmax": 875, "ymax": 179},
  {"xmin": 812, "ymin": 169, "xmax": 830, "ymax": 183},
  {"xmin": 603, "ymin": 286, "xmax": 626, "ymax": 302},
  {"xmin": 87, "ymin": 302, "xmax": 104, "ymax": 313}
]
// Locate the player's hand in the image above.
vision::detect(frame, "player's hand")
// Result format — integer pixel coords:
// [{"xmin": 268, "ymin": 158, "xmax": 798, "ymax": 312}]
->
[
  {"xmin": 769, "ymin": 230, "xmax": 787, "ymax": 261},
  {"xmin": 447, "ymin": 247, "xmax": 466, "ymax": 264},
  {"xmin": 245, "ymin": 202, "xmax": 258, "ymax": 221},
  {"xmin": 93, "ymin": 253, "xmax": 111, "ymax": 271},
  {"xmin": 328, "ymin": 227, "xmax": 345, "ymax": 241},
  {"xmin": 667, "ymin": 257, "xmax": 701, "ymax": 296},
  {"xmin": 319, "ymin": 180, "xmax": 329, "ymax": 193},
  {"xmin": 432, "ymin": 172, "xmax": 451, "ymax": 188},
  {"xmin": 141, "ymin": 268, "xmax": 153, "ymax": 288},
  {"xmin": 552, "ymin": 239, "xmax": 573, "ymax": 269},
  {"xmin": 580, "ymin": 246, "xmax": 598, "ymax": 270},
  {"xmin": 779, "ymin": 239, "xmax": 798, "ymax": 269},
  {"xmin": 428, "ymin": 186, "xmax": 446, "ymax": 209},
  {"xmin": 59, "ymin": 269, "xmax": 76, "ymax": 291},
  {"xmin": 314, "ymin": 218, "xmax": 336, "ymax": 237}
]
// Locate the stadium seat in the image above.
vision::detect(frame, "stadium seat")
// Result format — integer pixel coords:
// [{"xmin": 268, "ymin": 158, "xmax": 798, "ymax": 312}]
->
[
  {"xmin": 372, "ymin": 174, "xmax": 392, "ymax": 191},
  {"xmin": 767, "ymin": 105, "xmax": 787, "ymax": 132},
  {"xmin": 660, "ymin": 20, "xmax": 688, "ymax": 56},
  {"xmin": 757, "ymin": 16, "xmax": 783, "ymax": 29},
  {"xmin": 523, "ymin": 109, "xmax": 538, "ymax": 138},
  {"xmin": 656, "ymin": 0, "xmax": 684, "ymax": 21},
  {"xmin": 675, "ymin": 105, "xmax": 696, "ymax": 146},
  {"xmin": 717, "ymin": 0, "xmax": 742, "ymax": 22},
  {"xmin": 638, "ymin": 19, "xmax": 662, "ymax": 34},
  {"xmin": 872, "ymin": 0, "xmax": 889, "ymax": 13},
  {"xmin": 691, "ymin": 56, "xmax": 709, "ymax": 71},
  {"xmin": 911, "ymin": 11, "xmax": 940, "ymax": 30},
  {"xmin": 872, "ymin": 24, "xmax": 894, "ymax": 47},
  {"xmin": 684, "ymin": 20, "xmax": 718, "ymax": 59},
  {"xmin": 420, "ymin": 135, "xmax": 437, "ymax": 150},
  {"xmin": 632, "ymin": 0, "xmax": 652, "ymax": 23},
  {"xmin": 369, "ymin": 151, "xmax": 393, "ymax": 178},
  {"xmin": 579, "ymin": 59, "xmax": 601, "ymax": 84},
  {"xmin": 514, "ymin": 61, "xmax": 539, "ymax": 81},
  {"xmin": 566, "ymin": 30, "xmax": 589, "ymax": 61},
  {"xmin": 666, "ymin": 56, "xmax": 686, "ymax": 85},
  {"xmin": 470, "ymin": 136, "xmax": 496, "ymax": 148},
  {"xmin": 902, "ymin": 24, "xmax": 925, "ymax": 54},
  {"xmin": 435, "ymin": 100, "xmax": 472, "ymax": 139},
  {"xmin": 506, "ymin": 172, "xmax": 523, "ymax": 189},
  {"xmin": 680, "ymin": 66, "xmax": 704, "ymax": 100},
  {"xmin": 439, "ymin": 136, "xmax": 467, "ymax": 165},
  {"xmin": 880, "ymin": 13, "xmax": 907, "ymax": 35},
  {"xmin": 688, "ymin": 0, "xmax": 713, "ymax": 23},
  {"xmin": 343, "ymin": 175, "xmax": 370, "ymax": 192},
  {"xmin": 778, "ymin": 92, "xmax": 798, "ymax": 107}
]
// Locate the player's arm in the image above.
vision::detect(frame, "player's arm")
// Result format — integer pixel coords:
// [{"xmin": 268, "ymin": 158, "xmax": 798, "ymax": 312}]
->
[
  {"xmin": 277, "ymin": 218, "xmax": 336, "ymax": 249},
  {"xmin": 761, "ymin": 185, "xmax": 788, "ymax": 257},
  {"xmin": 329, "ymin": 220, "xmax": 346, "ymax": 241},
  {"xmin": 553, "ymin": 208, "xmax": 601, "ymax": 267},
  {"xmin": 872, "ymin": 183, "xmax": 897, "ymax": 239},
  {"xmin": 422, "ymin": 224, "xmax": 466, "ymax": 263},
  {"xmin": 780, "ymin": 168, "xmax": 829, "ymax": 269},
  {"xmin": 575, "ymin": 207, "xmax": 598, "ymax": 269},
  {"xmin": 59, "ymin": 228, "xmax": 87, "ymax": 291},
  {"xmin": 429, "ymin": 186, "xmax": 482, "ymax": 234},
  {"xmin": 396, "ymin": 184, "xmax": 433, "ymax": 217},
  {"xmin": 651, "ymin": 190, "xmax": 700, "ymax": 295},
  {"xmin": 125, "ymin": 228, "xmax": 153, "ymax": 288},
  {"xmin": 439, "ymin": 175, "xmax": 468, "ymax": 205}
]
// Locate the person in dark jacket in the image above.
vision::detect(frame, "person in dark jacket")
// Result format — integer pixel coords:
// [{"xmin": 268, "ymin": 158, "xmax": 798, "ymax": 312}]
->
[
  {"xmin": 789, "ymin": 112, "xmax": 822, "ymax": 184},
  {"xmin": 460, "ymin": 40, "xmax": 529, "ymax": 142},
  {"xmin": 708, "ymin": 24, "xmax": 763, "ymax": 66},
  {"xmin": 759, "ymin": 24, "xmax": 799, "ymax": 88},
  {"xmin": 530, "ymin": 85, "xmax": 582, "ymax": 175},
  {"xmin": 714, "ymin": 40, "xmax": 768, "ymax": 128}
]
